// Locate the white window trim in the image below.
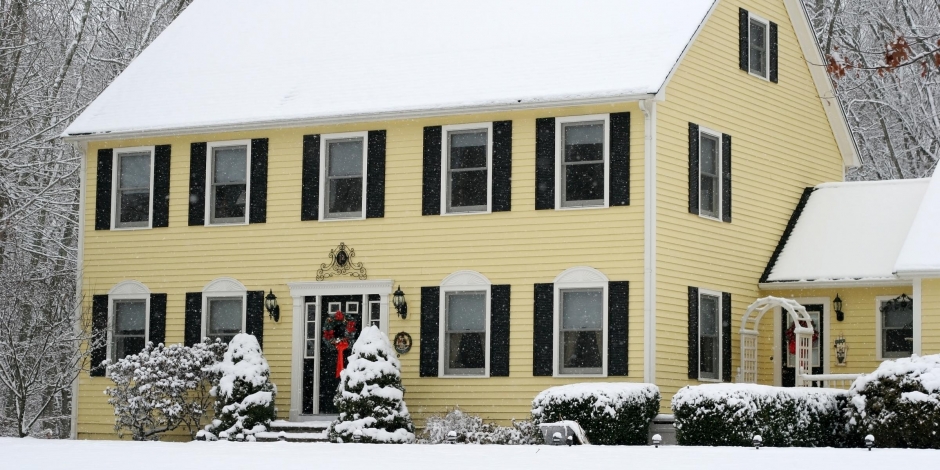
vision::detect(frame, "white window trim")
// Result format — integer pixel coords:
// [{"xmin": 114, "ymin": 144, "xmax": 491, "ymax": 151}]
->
[
  {"xmin": 438, "ymin": 270, "xmax": 491, "ymax": 378},
  {"xmin": 111, "ymin": 146, "xmax": 155, "ymax": 231},
  {"xmin": 368, "ymin": 299, "xmax": 382, "ymax": 329},
  {"xmin": 204, "ymin": 140, "xmax": 252, "ymax": 226},
  {"xmin": 318, "ymin": 131, "xmax": 368, "ymax": 221},
  {"xmin": 697, "ymin": 288, "xmax": 723, "ymax": 383},
  {"xmin": 201, "ymin": 277, "xmax": 247, "ymax": 341},
  {"xmin": 553, "ymin": 266, "xmax": 609, "ymax": 377},
  {"xmin": 747, "ymin": 12, "xmax": 771, "ymax": 81},
  {"xmin": 875, "ymin": 294, "xmax": 916, "ymax": 361},
  {"xmin": 106, "ymin": 280, "xmax": 151, "ymax": 364},
  {"xmin": 303, "ymin": 300, "xmax": 318, "ymax": 359},
  {"xmin": 440, "ymin": 122, "xmax": 493, "ymax": 216},
  {"xmin": 554, "ymin": 114, "xmax": 610, "ymax": 210},
  {"xmin": 697, "ymin": 126, "xmax": 723, "ymax": 222}
]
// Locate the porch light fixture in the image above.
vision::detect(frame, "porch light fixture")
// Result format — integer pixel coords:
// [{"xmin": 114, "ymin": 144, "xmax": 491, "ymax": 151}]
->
[
  {"xmin": 265, "ymin": 290, "xmax": 280, "ymax": 322},
  {"xmin": 392, "ymin": 285, "xmax": 408, "ymax": 319},
  {"xmin": 834, "ymin": 294, "xmax": 844, "ymax": 322}
]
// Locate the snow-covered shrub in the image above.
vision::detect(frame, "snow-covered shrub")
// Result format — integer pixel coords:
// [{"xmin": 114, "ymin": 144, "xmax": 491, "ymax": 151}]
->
[
  {"xmin": 201, "ymin": 334, "xmax": 276, "ymax": 441},
  {"xmin": 671, "ymin": 384, "xmax": 845, "ymax": 447},
  {"xmin": 844, "ymin": 354, "xmax": 940, "ymax": 449},
  {"xmin": 531, "ymin": 383, "xmax": 660, "ymax": 445},
  {"xmin": 421, "ymin": 408, "xmax": 539, "ymax": 445},
  {"xmin": 105, "ymin": 340, "xmax": 226, "ymax": 441},
  {"xmin": 329, "ymin": 326, "xmax": 414, "ymax": 443}
]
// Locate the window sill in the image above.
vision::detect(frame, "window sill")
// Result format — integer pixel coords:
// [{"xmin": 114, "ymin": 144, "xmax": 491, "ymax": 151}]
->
[
  {"xmin": 442, "ymin": 209, "xmax": 491, "ymax": 217},
  {"xmin": 553, "ymin": 373, "xmax": 607, "ymax": 378},
  {"xmin": 206, "ymin": 220, "xmax": 248, "ymax": 227},
  {"xmin": 697, "ymin": 212, "xmax": 723, "ymax": 223},
  {"xmin": 556, "ymin": 203, "xmax": 609, "ymax": 211},
  {"xmin": 321, "ymin": 215, "xmax": 365, "ymax": 222},
  {"xmin": 438, "ymin": 373, "xmax": 488, "ymax": 379},
  {"xmin": 697, "ymin": 377, "xmax": 723, "ymax": 383},
  {"xmin": 748, "ymin": 70, "xmax": 771, "ymax": 82},
  {"xmin": 111, "ymin": 225, "xmax": 152, "ymax": 231}
]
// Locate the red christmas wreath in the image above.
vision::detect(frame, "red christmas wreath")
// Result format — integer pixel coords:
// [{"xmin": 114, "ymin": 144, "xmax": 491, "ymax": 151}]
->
[
  {"xmin": 785, "ymin": 320, "xmax": 819, "ymax": 355},
  {"xmin": 322, "ymin": 311, "xmax": 359, "ymax": 377}
]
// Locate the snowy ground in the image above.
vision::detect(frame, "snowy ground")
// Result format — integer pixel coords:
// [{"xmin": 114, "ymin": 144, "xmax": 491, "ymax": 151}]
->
[{"xmin": 1, "ymin": 438, "xmax": 934, "ymax": 470}]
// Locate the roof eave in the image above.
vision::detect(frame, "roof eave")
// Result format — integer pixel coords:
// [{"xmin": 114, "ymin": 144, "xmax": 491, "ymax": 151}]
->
[
  {"xmin": 63, "ymin": 92, "xmax": 657, "ymax": 143},
  {"xmin": 759, "ymin": 278, "xmax": 912, "ymax": 290},
  {"xmin": 894, "ymin": 269, "xmax": 940, "ymax": 280}
]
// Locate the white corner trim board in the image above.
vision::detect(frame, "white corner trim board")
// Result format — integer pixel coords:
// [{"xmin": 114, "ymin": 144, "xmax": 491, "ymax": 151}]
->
[{"xmin": 640, "ymin": 98, "xmax": 657, "ymax": 384}]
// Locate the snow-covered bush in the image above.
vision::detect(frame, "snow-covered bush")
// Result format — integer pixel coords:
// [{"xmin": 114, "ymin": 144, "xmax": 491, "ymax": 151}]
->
[
  {"xmin": 105, "ymin": 340, "xmax": 226, "ymax": 441},
  {"xmin": 201, "ymin": 334, "xmax": 276, "ymax": 442},
  {"xmin": 671, "ymin": 384, "xmax": 846, "ymax": 447},
  {"xmin": 329, "ymin": 326, "xmax": 414, "ymax": 443},
  {"xmin": 531, "ymin": 383, "xmax": 659, "ymax": 445},
  {"xmin": 844, "ymin": 354, "xmax": 940, "ymax": 449},
  {"xmin": 421, "ymin": 408, "xmax": 539, "ymax": 445}
]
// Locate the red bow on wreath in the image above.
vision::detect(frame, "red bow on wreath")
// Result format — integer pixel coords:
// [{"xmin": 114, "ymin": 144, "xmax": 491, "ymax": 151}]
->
[
  {"xmin": 785, "ymin": 320, "xmax": 819, "ymax": 355},
  {"xmin": 322, "ymin": 311, "xmax": 360, "ymax": 377}
]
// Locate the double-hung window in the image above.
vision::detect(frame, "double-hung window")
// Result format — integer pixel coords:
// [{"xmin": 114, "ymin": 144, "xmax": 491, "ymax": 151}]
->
[
  {"xmin": 207, "ymin": 141, "xmax": 250, "ymax": 225},
  {"xmin": 111, "ymin": 299, "xmax": 147, "ymax": 361},
  {"xmin": 442, "ymin": 123, "xmax": 492, "ymax": 214},
  {"xmin": 113, "ymin": 147, "xmax": 154, "ymax": 229},
  {"xmin": 748, "ymin": 14, "xmax": 770, "ymax": 79},
  {"xmin": 879, "ymin": 295, "xmax": 914, "ymax": 359},
  {"xmin": 443, "ymin": 291, "xmax": 487, "ymax": 376},
  {"xmin": 321, "ymin": 132, "xmax": 367, "ymax": 220},
  {"xmin": 559, "ymin": 289, "xmax": 604, "ymax": 375},
  {"xmin": 557, "ymin": 115, "xmax": 609, "ymax": 208},
  {"xmin": 698, "ymin": 129, "xmax": 722, "ymax": 220},
  {"xmin": 206, "ymin": 297, "xmax": 244, "ymax": 344},
  {"xmin": 698, "ymin": 291, "xmax": 721, "ymax": 381}
]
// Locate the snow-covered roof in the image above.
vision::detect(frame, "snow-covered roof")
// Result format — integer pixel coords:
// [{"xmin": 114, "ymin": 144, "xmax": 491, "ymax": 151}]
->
[
  {"xmin": 64, "ymin": 0, "xmax": 716, "ymax": 138},
  {"xmin": 895, "ymin": 167, "xmax": 940, "ymax": 276},
  {"xmin": 763, "ymin": 178, "xmax": 930, "ymax": 285}
]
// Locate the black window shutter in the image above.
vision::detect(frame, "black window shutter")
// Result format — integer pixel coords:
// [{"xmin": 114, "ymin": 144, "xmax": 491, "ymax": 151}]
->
[
  {"xmin": 367, "ymin": 130, "xmax": 387, "ymax": 218},
  {"xmin": 688, "ymin": 123, "xmax": 700, "ymax": 214},
  {"xmin": 301, "ymin": 134, "xmax": 320, "ymax": 221},
  {"xmin": 739, "ymin": 8, "xmax": 749, "ymax": 72},
  {"xmin": 769, "ymin": 22, "xmax": 779, "ymax": 83},
  {"xmin": 535, "ymin": 118, "xmax": 555, "ymax": 210},
  {"xmin": 489, "ymin": 284, "xmax": 511, "ymax": 376},
  {"xmin": 492, "ymin": 121, "xmax": 513, "ymax": 212},
  {"xmin": 608, "ymin": 281, "xmax": 629, "ymax": 376},
  {"xmin": 609, "ymin": 112, "xmax": 630, "ymax": 206},
  {"xmin": 722, "ymin": 292, "xmax": 733, "ymax": 382},
  {"xmin": 422, "ymin": 126, "xmax": 442, "ymax": 216},
  {"xmin": 533, "ymin": 283, "xmax": 554, "ymax": 376},
  {"xmin": 419, "ymin": 286, "xmax": 440, "ymax": 377},
  {"xmin": 188, "ymin": 143, "xmax": 207, "ymax": 226},
  {"xmin": 688, "ymin": 287, "xmax": 700, "ymax": 379},
  {"xmin": 152, "ymin": 145, "xmax": 171, "ymax": 228},
  {"xmin": 149, "ymin": 293, "xmax": 167, "ymax": 346},
  {"xmin": 90, "ymin": 295, "xmax": 109, "ymax": 376},
  {"xmin": 184, "ymin": 292, "xmax": 203, "ymax": 347},
  {"xmin": 94, "ymin": 149, "xmax": 113, "ymax": 231},
  {"xmin": 246, "ymin": 290, "xmax": 264, "ymax": 349},
  {"xmin": 721, "ymin": 134, "xmax": 732, "ymax": 222},
  {"xmin": 249, "ymin": 138, "xmax": 268, "ymax": 224}
]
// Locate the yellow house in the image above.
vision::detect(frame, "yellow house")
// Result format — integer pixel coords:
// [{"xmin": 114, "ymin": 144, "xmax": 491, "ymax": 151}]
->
[{"xmin": 63, "ymin": 0, "xmax": 915, "ymax": 441}]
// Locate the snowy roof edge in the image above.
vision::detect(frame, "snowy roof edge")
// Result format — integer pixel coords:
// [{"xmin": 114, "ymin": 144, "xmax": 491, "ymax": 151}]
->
[{"xmin": 62, "ymin": 92, "xmax": 656, "ymax": 142}]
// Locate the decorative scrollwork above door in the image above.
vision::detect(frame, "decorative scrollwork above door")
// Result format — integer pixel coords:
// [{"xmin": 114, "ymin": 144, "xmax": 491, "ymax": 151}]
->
[{"xmin": 316, "ymin": 242, "xmax": 367, "ymax": 281}]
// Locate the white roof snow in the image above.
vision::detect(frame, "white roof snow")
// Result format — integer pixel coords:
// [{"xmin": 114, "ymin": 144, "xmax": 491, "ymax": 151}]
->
[
  {"xmin": 64, "ymin": 0, "xmax": 716, "ymax": 137},
  {"xmin": 765, "ymin": 178, "xmax": 930, "ymax": 283},
  {"xmin": 895, "ymin": 167, "xmax": 940, "ymax": 276}
]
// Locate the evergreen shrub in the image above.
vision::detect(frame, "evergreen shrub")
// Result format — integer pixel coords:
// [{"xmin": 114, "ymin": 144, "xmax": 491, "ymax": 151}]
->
[
  {"xmin": 531, "ymin": 383, "xmax": 660, "ymax": 445},
  {"xmin": 201, "ymin": 334, "xmax": 276, "ymax": 441}
]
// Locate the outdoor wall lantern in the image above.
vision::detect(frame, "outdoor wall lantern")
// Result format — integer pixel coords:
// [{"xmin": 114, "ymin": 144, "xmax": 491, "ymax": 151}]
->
[
  {"xmin": 393, "ymin": 285, "xmax": 408, "ymax": 319},
  {"xmin": 265, "ymin": 290, "xmax": 280, "ymax": 322},
  {"xmin": 834, "ymin": 294, "xmax": 845, "ymax": 322}
]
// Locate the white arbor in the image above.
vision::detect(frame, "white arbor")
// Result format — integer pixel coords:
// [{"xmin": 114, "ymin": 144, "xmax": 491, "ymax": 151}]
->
[{"xmin": 739, "ymin": 296, "xmax": 816, "ymax": 386}]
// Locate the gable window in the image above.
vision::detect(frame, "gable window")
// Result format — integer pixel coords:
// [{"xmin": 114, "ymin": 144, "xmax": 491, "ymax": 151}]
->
[
  {"xmin": 111, "ymin": 299, "xmax": 147, "ymax": 360},
  {"xmin": 442, "ymin": 123, "xmax": 492, "ymax": 214},
  {"xmin": 698, "ymin": 291, "xmax": 721, "ymax": 381},
  {"xmin": 556, "ymin": 115, "xmax": 609, "ymax": 209},
  {"xmin": 113, "ymin": 147, "xmax": 154, "ymax": 229},
  {"xmin": 748, "ymin": 14, "xmax": 769, "ymax": 79},
  {"xmin": 698, "ymin": 129, "xmax": 722, "ymax": 219},
  {"xmin": 559, "ymin": 289, "xmax": 603, "ymax": 375},
  {"xmin": 320, "ymin": 132, "xmax": 366, "ymax": 220},
  {"xmin": 878, "ymin": 295, "xmax": 914, "ymax": 359},
  {"xmin": 207, "ymin": 141, "xmax": 250, "ymax": 225}
]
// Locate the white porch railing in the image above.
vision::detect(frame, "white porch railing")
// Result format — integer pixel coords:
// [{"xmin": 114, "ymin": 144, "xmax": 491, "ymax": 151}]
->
[{"xmin": 797, "ymin": 373, "xmax": 863, "ymax": 389}]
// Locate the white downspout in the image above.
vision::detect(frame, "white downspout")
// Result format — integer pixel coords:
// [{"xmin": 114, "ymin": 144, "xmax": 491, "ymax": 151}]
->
[
  {"xmin": 70, "ymin": 140, "xmax": 87, "ymax": 440},
  {"xmin": 640, "ymin": 99, "xmax": 657, "ymax": 384}
]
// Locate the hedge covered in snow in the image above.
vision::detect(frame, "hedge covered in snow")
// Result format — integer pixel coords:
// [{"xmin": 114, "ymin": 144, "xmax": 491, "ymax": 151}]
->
[
  {"xmin": 531, "ymin": 383, "xmax": 659, "ymax": 445},
  {"xmin": 422, "ymin": 409, "xmax": 538, "ymax": 445},
  {"xmin": 844, "ymin": 354, "xmax": 940, "ymax": 449},
  {"xmin": 671, "ymin": 384, "xmax": 846, "ymax": 447}
]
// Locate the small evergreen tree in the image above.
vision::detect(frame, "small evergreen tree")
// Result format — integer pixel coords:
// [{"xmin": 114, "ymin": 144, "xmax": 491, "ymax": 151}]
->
[
  {"xmin": 202, "ymin": 334, "xmax": 276, "ymax": 441},
  {"xmin": 329, "ymin": 326, "xmax": 414, "ymax": 443}
]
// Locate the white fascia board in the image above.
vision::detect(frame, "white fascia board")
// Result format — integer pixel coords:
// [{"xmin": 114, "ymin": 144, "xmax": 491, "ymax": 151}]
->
[
  {"xmin": 759, "ymin": 278, "xmax": 912, "ymax": 290},
  {"xmin": 895, "ymin": 269, "xmax": 940, "ymax": 280},
  {"xmin": 62, "ymin": 93, "xmax": 656, "ymax": 143},
  {"xmin": 783, "ymin": 0, "xmax": 860, "ymax": 168}
]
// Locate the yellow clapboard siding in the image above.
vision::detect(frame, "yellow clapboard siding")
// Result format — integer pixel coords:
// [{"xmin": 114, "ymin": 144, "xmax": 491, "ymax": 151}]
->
[{"xmin": 921, "ymin": 279, "xmax": 940, "ymax": 355}]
